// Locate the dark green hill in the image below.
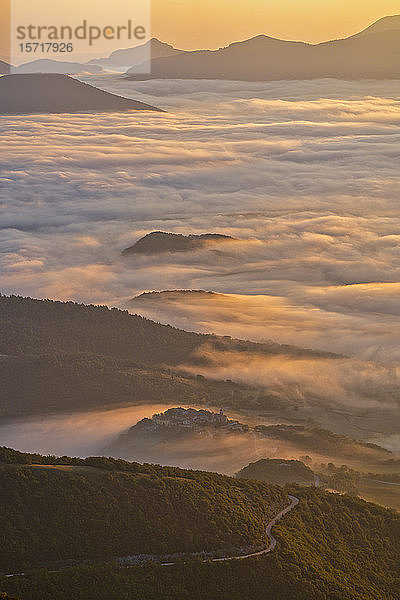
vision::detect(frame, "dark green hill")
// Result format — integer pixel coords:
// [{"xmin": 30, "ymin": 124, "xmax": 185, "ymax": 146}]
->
[
  {"xmin": 0, "ymin": 294, "xmax": 247, "ymax": 418},
  {"xmin": 0, "ymin": 295, "xmax": 336, "ymax": 366},
  {"xmin": 0, "ymin": 447, "xmax": 287, "ymax": 573},
  {"xmin": 0, "ymin": 295, "xmax": 339, "ymax": 419},
  {"xmin": 1, "ymin": 450, "xmax": 399, "ymax": 600},
  {"xmin": 0, "ymin": 294, "xmax": 201, "ymax": 365},
  {"xmin": 0, "ymin": 352, "xmax": 263, "ymax": 419},
  {"xmin": 237, "ymin": 458, "xmax": 315, "ymax": 486}
]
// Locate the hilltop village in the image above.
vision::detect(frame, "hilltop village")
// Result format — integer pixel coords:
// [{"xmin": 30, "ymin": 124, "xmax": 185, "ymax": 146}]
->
[{"xmin": 134, "ymin": 407, "xmax": 250, "ymax": 434}]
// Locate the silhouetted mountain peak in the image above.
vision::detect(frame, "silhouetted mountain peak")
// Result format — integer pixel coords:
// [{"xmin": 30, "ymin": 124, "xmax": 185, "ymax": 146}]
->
[
  {"xmin": 356, "ymin": 14, "xmax": 400, "ymax": 37},
  {"xmin": 127, "ymin": 15, "xmax": 400, "ymax": 81},
  {"xmin": 0, "ymin": 74, "xmax": 162, "ymax": 114},
  {"xmin": 89, "ymin": 38, "xmax": 185, "ymax": 68},
  {"xmin": 122, "ymin": 231, "xmax": 236, "ymax": 255}
]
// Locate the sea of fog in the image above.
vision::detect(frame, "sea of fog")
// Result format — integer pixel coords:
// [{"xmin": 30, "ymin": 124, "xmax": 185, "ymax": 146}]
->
[
  {"xmin": 0, "ymin": 404, "xmax": 176, "ymax": 458},
  {"xmin": 0, "ymin": 403, "xmax": 398, "ymax": 474},
  {"xmin": 0, "ymin": 404, "xmax": 290, "ymax": 474},
  {"xmin": 1, "ymin": 77, "xmax": 399, "ymax": 360},
  {"xmin": 1, "ymin": 77, "xmax": 400, "ymax": 446}
]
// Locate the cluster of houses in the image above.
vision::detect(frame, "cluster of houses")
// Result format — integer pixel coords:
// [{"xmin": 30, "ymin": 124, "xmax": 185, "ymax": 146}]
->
[{"xmin": 137, "ymin": 407, "xmax": 249, "ymax": 434}]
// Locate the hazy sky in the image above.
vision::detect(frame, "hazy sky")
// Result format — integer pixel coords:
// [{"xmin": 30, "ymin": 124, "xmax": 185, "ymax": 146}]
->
[
  {"xmin": 1, "ymin": 0, "xmax": 399, "ymax": 61},
  {"xmin": 152, "ymin": 0, "xmax": 400, "ymax": 48}
]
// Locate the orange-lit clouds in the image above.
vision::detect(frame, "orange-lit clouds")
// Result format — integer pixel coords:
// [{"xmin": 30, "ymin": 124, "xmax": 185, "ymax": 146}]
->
[
  {"xmin": 1, "ymin": 0, "xmax": 399, "ymax": 60},
  {"xmin": 1, "ymin": 77, "xmax": 400, "ymax": 358},
  {"xmin": 128, "ymin": 287, "xmax": 400, "ymax": 361}
]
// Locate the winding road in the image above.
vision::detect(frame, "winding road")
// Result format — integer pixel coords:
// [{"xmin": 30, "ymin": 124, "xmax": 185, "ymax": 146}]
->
[
  {"xmin": 211, "ymin": 495, "xmax": 299, "ymax": 562},
  {"xmin": 4, "ymin": 495, "xmax": 300, "ymax": 576},
  {"xmin": 161, "ymin": 494, "xmax": 299, "ymax": 566}
]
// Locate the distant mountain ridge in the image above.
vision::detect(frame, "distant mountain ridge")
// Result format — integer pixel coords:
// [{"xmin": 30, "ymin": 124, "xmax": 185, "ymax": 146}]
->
[
  {"xmin": 122, "ymin": 231, "xmax": 236, "ymax": 255},
  {"xmin": 0, "ymin": 60, "xmax": 10, "ymax": 74},
  {"xmin": 0, "ymin": 74, "xmax": 162, "ymax": 114},
  {"xmin": 13, "ymin": 59, "xmax": 104, "ymax": 75},
  {"xmin": 352, "ymin": 14, "xmax": 400, "ymax": 38},
  {"xmin": 126, "ymin": 15, "xmax": 400, "ymax": 81},
  {"xmin": 0, "ymin": 295, "xmax": 340, "ymax": 420},
  {"xmin": 11, "ymin": 16, "xmax": 400, "ymax": 79},
  {"xmin": 88, "ymin": 38, "xmax": 185, "ymax": 69}
]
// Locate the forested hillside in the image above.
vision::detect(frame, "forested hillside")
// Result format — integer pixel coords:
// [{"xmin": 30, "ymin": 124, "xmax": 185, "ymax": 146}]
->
[
  {"xmin": 1, "ymin": 483, "xmax": 399, "ymax": 600},
  {"xmin": 0, "ymin": 295, "xmax": 202, "ymax": 364},
  {"xmin": 0, "ymin": 447, "xmax": 287, "ymax": 573},
  {"xmin": 0, "ymin": 295, "xmax": 332, "ymax": 364},
  {"xmin": 0, "ymin": 295, "xmax": 335, "ymax": 418},
  {"xmin": 0, "ymin": 296, "xmax": 262, "ymax": 418},
  {"xmin": 0, "ymin": 353, "xmax": 252, "ymax": 418},
  {"xmin": 237, "ymin": 459, "xmax": 315, "ymax": 486}
]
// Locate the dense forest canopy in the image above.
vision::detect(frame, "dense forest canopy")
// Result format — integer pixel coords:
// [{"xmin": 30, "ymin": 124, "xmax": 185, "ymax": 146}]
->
[
  {"xmin": 237, "ymin": 458, "xmax": 315, "ymax": 486},
  {"xmin": 0, "ymin": 447, "xmax": 287, "ymax": 573},
  {"xmin": 0, "ymin": 294, "xmax": 203, "ymax": 365},
  {"xmin": 0, "ymin": 461, "xmax": 399, "ymax": 599},
  {"xmin": 0, "ymin": 295, "xmax": 333, "ymax": 364},
  {"xmin": 0, "ymin": 294, "xmax": 336, "ymax": 419}
]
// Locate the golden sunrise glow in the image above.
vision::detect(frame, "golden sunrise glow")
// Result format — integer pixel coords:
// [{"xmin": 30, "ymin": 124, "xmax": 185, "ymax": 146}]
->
[
  {"xmin": 152, "ymin": 0, "xmax": 400, "ymax": 49},
  {"xmin": 0, "ymin": 0, "xmax": 10, "ymax": 60},
  {"xmin": 1, "ymin": 0, "xmax": 400, "ymax": 60}
]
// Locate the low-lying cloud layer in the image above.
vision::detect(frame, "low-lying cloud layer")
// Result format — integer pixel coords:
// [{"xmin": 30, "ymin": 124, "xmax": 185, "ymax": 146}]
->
[
  {"xmin": 128, "ymin": 288, "xmax": 400, "ymax": 361},
  {"xmin": 0, "ymin": 403, "xmax": 176, "ymax": 457},
  {"xmin": 1, "ymin": 77, "xmax": 400, "ymax": 365}
]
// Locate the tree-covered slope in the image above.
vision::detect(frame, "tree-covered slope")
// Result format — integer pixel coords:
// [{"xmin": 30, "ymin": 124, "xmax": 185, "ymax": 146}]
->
[
  {"xmin": 0, "ymin": 295, "xmax": 202, "ymax": 365},
  {"xmin": 0, "ymin": 294, "xmax": 337, "ymax": 418},
  {"xmin": 0, "ymin": 295, "xmax": 336, "ymax": 363},
  {"xmin": 237, "ymin": 458, "xmax": 315, "ymax": 486},
  {"xmin": 0, "ymin": 353, "xmax": 252, "ymax": 419},
  {"xmin": 0, "ymin": 296, "xmax": 265, "ymax": 418},
  {"xmin": 0, "ymin": 447, "xmax": 287, "ymax": 573},
  {"xmin": 1, "ymin": 486, "xmax": 399, "ymax": 600}
]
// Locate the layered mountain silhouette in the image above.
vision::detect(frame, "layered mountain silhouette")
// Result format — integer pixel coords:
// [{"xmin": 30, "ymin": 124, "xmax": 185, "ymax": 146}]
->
[
  {"xmin": 352, "ymin": 14, "xmax": 400, "ymax": 37},
  {"xmin": 126, "ymin": 15, "xmax": 400, "ymax": 80},
  {"xmin": 0, "ymin": 60, "xmax": 10, "ymax": 74},
  {"xmin": 0, "ymin": 74, "xmax": 162, "ymax": 114},
  {"xmin": 122, "ymin": 231, "xmax": 235, "ymax": 255},
  {"xmin": 88, "ymin": 38, "xmax": 185, "ymax": 70},
  {"xmin": 14, "ymin": 59, "xmax": 104, "ymax": 75}
]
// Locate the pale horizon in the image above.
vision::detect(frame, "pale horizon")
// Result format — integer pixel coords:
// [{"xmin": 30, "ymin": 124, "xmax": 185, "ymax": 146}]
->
[{"xmin": 1, "ymin": 1, "xmax": 400, "ymax": 61}]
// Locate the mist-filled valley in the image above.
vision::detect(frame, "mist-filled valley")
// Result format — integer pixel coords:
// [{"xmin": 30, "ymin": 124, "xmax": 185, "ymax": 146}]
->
[
  {"xmin": 1, "ymin": 77, "xmax": 400, "ymax": 508},
  {"xmin": 0, "ymin": 403, "xmax": 306, "ymax": 474},
  {"xmin": 2, "ymin": 23, "xmax": 400, "ymax": 600},
  {"xmin": 1, "ymin": 78, "xmax": 400, "ymax": 451},
  {"xmin": 1, "ymin": 400, "xmax": 400, "ymax": 513},
  {"xmin": 0, "ymin": 404, "xmax": 176, "ymax": 459}
]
